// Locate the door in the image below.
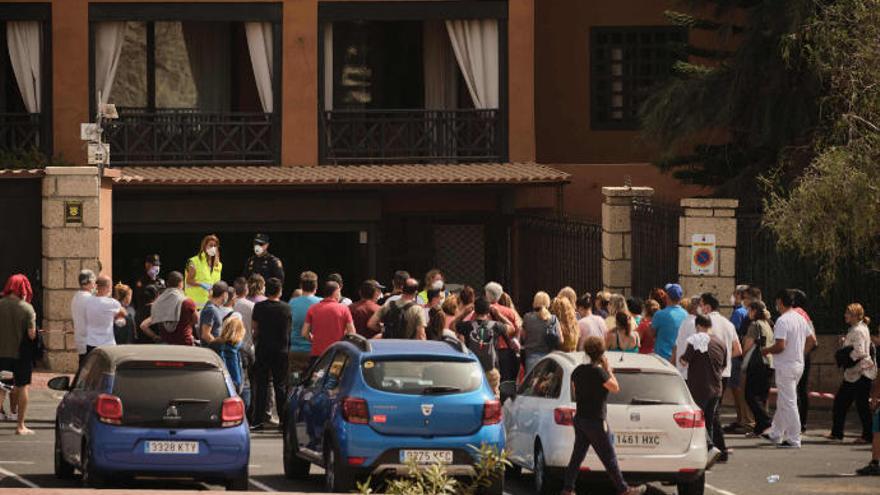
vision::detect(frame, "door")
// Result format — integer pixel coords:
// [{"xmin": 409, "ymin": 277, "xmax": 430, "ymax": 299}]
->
[
  {"xmin": 295, "ymin": 352, "xmax": 335, "ymax": 454},
  {"xmin": 307, "ymin": 351, "xmax": 350, "ymax": 455},
  {"xmin": 66, "ymin": 354, "xmax": 106, "ymax": 465},
  {"xmin": 528, "ymin": 359, "xmax": 565, "ymax": 468},
  {"xmin": 509, "ymin": 359, "xmax": 555, "ymax": 468},
  {"xmin": 59, "ymin": 357, "xmax": 94, "ymax": 462},
  {"xmin": 0, "ymin": 179, "xmax": 41, "ymax": 317}
]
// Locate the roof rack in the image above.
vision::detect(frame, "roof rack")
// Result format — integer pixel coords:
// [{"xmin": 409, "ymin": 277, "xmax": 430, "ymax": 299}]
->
[
  {"xmin": 442, "ymin": 335, "xmax": 467, "ymax": 353},
  {"xmin": 343, "ymin": 333, "xmax": 372, "ymax": 353}
]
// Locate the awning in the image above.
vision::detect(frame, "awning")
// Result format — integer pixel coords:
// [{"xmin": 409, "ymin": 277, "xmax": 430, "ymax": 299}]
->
[{"xmin": 114, "ymin": 163, "xmax": 570, "ymax": 187}]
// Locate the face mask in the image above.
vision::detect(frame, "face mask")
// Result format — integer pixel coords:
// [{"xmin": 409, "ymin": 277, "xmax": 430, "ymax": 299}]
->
[
  {"xmin": 254, "ymin": 245, "xmax": 265, "ymax": 256},
  {"xmin": 147, "ymin": 266, "xmax": 160, "ymax": 279},
  {"xmin": 206, "ymin": 246, "xmax": 217, "ymax": 257},
  {"xmin": 431, "ymin": 280, "xmax": 444, "ymax": 291}
]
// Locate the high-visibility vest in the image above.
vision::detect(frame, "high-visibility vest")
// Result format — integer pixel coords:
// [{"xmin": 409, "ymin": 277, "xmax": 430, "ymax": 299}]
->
[{"xmin": 185, "ymin": 253, "xmax": 222, "ymax": 309}]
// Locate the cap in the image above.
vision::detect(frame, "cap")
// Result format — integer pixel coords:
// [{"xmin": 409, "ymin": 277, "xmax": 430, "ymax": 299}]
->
[
  {"xmin": 364, "ymin": 279, "xmax": 386, "ymax": 291},
  {"xmin": 664, "ymin": 283, "xmax": 683, "ymax": 300},
  {"xmin": 254, "ymin": 233, "xmax": 270, "ymax": 245},
  {"xmin": 145, "ymin": 253, "xmax": 161, "ymax": 265}
]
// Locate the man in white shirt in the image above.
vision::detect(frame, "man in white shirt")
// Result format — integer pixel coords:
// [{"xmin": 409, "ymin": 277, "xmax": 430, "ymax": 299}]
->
[
  {"xmin": 762, "ymin": 289, "xmax": 817, "ymax": 448},
  {"xmin": 84, "ymin": 276, "xmax": 126, "ymax": 352},
  {"xmin": 70, "ymin": 270, "xmax": 96, "ymax": 368},
  {"xmin": 701, "ymin": 293, "xmax": 743, "ymax": 380},
  {"xmin": 576, "ymin": 293, "xmax": 608, "ymax": 350}
]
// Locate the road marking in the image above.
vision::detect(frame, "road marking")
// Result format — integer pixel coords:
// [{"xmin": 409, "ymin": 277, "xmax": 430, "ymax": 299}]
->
[
  {"xmin": 706, "ymin": 483, "xmax": 737, "ymax": 495},
  {"xmin": 0, "ymin": 465, "xmax": 40, "ymax": 488},
  {"xmin": 249, "ymin": 478, "xmax": 277, "ymax": 492},
  {"xmin": 0, "ymin": 461, "xmax": 34, "ymax": 465}
]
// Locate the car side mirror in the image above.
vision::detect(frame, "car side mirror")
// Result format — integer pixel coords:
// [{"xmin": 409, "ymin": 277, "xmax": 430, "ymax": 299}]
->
[
  {"xmin": 48, "ymin": 376, "xmax": 71, "ymax": 391},
  {"xmin": 499, "ymin": 381, "xmax": 517, "ymax": 402},
  {"xmin": 289, "ymin": 371, "xmax": 304, "ymax": 387}
]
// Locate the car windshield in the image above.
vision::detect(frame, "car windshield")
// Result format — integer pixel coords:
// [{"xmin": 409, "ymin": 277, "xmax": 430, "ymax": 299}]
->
[
  {"xmin": 361, "ymin": 358, "xmax": 483, "ymax": 395},
  {"xmin": 604, "ymin": 371, "xmax": 690, "ymax": 405}
]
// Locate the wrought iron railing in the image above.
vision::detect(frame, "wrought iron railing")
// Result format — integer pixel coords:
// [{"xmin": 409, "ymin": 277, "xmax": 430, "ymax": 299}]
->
[
  {"xmin": 0, "ymin": 113, "xmax": 41, "ymax": 153},
  {"xmin": 630, "ymin": 199, "xmax": 682, "ymax": 300},
  {"xmin": 320, "ymin": 109, "xmax": 501, "ymax": 164},
  {"xmin": 103, "ymin": 109, "xmax": 276, "ymax": 165}
]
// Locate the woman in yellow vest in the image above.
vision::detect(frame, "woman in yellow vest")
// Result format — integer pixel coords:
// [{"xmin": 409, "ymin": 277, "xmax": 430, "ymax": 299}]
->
[{"xmin": 185, "ymin": 234, "xmax": 223, "ymax": 309}]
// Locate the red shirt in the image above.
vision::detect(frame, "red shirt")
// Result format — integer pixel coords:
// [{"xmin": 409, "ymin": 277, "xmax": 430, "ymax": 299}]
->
[
  {"xmin": 464, "ymin": 303, "xmax": 521, "ymax": 349},
  {"xmin": 162, "ymin": 298, "xmax": 197, "ymax": 346},
  {"xmin": 349, "ymin": 299, "xmax": 381, "ymax": 338},
  {"xmin": 305, "ymin": 298, "xmax": 353, "ymax": 356},
  {"xmin": 637, "ymin": 317, "xmax": 655, "ymax": 354}
]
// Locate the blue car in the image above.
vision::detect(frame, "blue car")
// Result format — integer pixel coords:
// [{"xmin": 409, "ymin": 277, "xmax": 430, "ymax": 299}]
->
[
  {"xmin": 283, "ymin": 335, "xmax": 505, "ymax": 493},
  {"xmin": 50, "ymin": 345, "xmax": 249, "ymax": 490}
]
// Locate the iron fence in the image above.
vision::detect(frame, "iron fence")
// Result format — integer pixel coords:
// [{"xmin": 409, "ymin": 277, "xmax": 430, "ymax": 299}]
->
[
  {"xmin": 104, "ymin": 109, "xmax": 276, "ymax": 165},
  {"xmin": 320, "ymin": 108, "xmax": 501, "ymax": 164},
  {"xmin": 0, "ymin": 113, "xmax": 41, "ymax": 153},
  {"xmin": 514, "ymin": 215, "xmax": 602, "ymax": 310},
  {"xmin": 737, "ymin": 212, "xmax": 880, "ymax": 334},
  {"xmin": 631, "ymin": 199, "xmax": 681, "ymax": 300}
]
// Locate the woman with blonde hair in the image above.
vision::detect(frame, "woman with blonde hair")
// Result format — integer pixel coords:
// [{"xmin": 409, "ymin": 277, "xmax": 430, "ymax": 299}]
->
[
  {"xmin": 211, "ymin": 314, "xmax": 247, "ymax": 402},
  {"xmin": 828, "ymin": 303, "xmax": 876, "ymax": 443},
  {"xmin": 185, "ymin": 234, "xmax": 223, "ymax": 310},
  {"xmin": 557, "ymin": 286, "xmax": 577, "ymax": 308},
  {"xmin": 522, "ymin": 292, "xmax": 562, "ymax": 373},
  {"xmin": 604, "ymin": 293, "xmax": 636, "ymax": 333},
  {"xmin": 550, "ymin": 296, "xmax": 579, "ymax": 353}
]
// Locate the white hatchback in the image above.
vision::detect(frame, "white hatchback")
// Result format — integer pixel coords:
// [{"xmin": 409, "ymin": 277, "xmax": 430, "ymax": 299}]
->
[{"xmin": 501, "ymin": 351, "xmax": 708, "ymax": 495}]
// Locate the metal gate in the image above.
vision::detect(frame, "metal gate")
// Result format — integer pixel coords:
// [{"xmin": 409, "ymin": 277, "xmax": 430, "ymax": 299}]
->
[
  {"xmin": 514, "ymin": 215, "xmax": 601, "ymax": 309},
  {"xmin": 631, "ymin": 199, "xmax": 681, "ymax": 299}
]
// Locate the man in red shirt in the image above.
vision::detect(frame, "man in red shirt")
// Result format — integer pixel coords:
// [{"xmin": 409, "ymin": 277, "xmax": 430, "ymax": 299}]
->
[
  {"xmin": 301, "ymin": 281, "xmax": 355, "ymax": 365},
  {"xmin": 139, "ymin": 271, "xmax": 197, "ymax": 346},
  {"xmin": 349, "ymin": 280, "xmax": 384, "ymax": 338},
  {"xmin": 483, "ymin": 282, "xmax": 522, "ymax": 382}
]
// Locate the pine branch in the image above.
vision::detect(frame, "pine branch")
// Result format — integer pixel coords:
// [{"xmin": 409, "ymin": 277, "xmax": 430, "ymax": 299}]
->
[{"xmin": 664, "ymin": 10, "xmax": 745, "ymax": 34}]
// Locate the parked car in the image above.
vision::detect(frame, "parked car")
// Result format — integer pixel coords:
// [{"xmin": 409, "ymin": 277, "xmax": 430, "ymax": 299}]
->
[
  {"xmin": 50, "ymin": 345, "xmax": 249, "ymax": 490},
  {"xmin": 501, "ymin": 351, "xmax": 708, "ymax": 495},
  {"xmin": 283, "ymin": 334, "xmax": 505, "ymax": 493}
]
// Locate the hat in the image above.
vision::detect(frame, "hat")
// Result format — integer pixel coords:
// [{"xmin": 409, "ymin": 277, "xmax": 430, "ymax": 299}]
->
[
  {"xmin": 364, "ymin": 279, "xmax": 386, "ymax": 291},
  {"xmin": 254, "ymin": 233, "xmax": 270, "ymax": 245},
  {"xmin": 664, "ymin": 283, "xmax": 683, "ymax": 300},
  {"xmin": 145, "ymin": 253, "xmax": 161, "ymax": 265}
]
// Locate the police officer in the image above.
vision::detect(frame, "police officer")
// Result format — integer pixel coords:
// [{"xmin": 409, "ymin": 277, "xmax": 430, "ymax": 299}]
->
[
  {"xmin": 132, "ymin": 253, "xmax": 166, "ymax": 317},
  {"xmin": 244, "ymin": 234, "xmax": 284, "ymax": 285}
]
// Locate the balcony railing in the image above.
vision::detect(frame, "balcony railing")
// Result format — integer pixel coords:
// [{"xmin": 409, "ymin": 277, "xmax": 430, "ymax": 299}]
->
[
  {"xmin": 320, "ymin": 109, "xmax": 501, "ymax": 164},
  {"xmin": 0, "ymin": 113, "xmax": 41, "ymax": 154},
  {"xmin": 104, "ymin": 109, "xmax": 276, "ymax": 166}
]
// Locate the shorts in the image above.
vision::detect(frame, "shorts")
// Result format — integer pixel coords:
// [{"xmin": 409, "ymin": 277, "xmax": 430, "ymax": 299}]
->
[
  {"xmin": 873, "ymin": 408, "xmax": 880, "ymax": 434},
  {"xmin": 0, "ymin": 357, "xmax": 33, "ymax": 387}
]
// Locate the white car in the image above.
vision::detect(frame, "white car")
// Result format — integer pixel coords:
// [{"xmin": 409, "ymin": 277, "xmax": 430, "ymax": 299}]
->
[{"xmin": 501, "ymin": 351, "xmax": 708, "ymax": 495}]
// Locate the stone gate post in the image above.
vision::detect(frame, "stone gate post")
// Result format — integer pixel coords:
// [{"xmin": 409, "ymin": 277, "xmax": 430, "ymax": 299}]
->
[
  {"xmin": 601, "ymin": 186, "xmax": 654, "ymax": 296},
  {"xmin": 677, "ymin": 198, "xmax": 738, "ymax": 312}
]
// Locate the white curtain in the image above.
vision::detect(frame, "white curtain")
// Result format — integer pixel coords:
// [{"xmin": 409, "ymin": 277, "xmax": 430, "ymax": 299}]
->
[
  {"xmin": 423, "ymin": 20, "xmax": 458, "ymax": 110},
  {"xmin": 445, "ymin": 19, "xmax": 499, "ymax": 109},
  {"xmin": 6, "ymin": 21, "xmax": 41, "ymax": 113},
  {"xmin": 245, "ymin": 22, "xmax": 273, "ymax": 113},
  {"xmin": 323, "ymin": 23, "xmax": 333, "ymax": 111},
  {"xmin": 183, "ymin": 22, "xmax": 232, "ymax": 111},
  {"xmin": 94, "ymin": 22, "xmax": 128, "ymax": 106}
]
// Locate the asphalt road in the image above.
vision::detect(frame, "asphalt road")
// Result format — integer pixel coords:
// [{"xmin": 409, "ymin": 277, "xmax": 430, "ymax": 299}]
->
[{"xmin": 0, "ymin": 388, "xmax": 876, "ymax": 494}]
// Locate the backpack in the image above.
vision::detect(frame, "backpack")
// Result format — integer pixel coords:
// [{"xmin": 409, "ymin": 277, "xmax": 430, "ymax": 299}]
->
[
  {"xmin": 382, "ymin": 301, "xmax": 415, "ymax": 339},
  {"xmin": 543, "ymin": 315, "xmax": 560, "ymax": 350},
  {"xmin": 467, "ymin": 320, "xmax": 498, "ymax": 371}
]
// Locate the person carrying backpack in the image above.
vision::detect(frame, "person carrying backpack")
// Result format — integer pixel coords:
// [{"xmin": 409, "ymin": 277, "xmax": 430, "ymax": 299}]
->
[
  {"xmin": 454, "ymin": 298, "xmax": 510, "ymax": 396},
  {"xmin": 368, "ymin": 278, "xmax": 427, "ymax": 339}
]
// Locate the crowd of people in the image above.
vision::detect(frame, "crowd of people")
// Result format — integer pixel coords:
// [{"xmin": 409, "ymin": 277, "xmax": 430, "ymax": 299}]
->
[{"xmin": 0, "ymin": 230, "xmax": 878, "ymax": 481}]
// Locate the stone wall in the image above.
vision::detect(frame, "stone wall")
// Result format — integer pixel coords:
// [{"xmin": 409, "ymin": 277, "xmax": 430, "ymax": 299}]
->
[
  {"xmin": 677, "ymin": 198, "xmax": 738, "ymax": 313},
  {"xmin": 601, "ymin": 186, "xmax": 653, "ymax": 296}
]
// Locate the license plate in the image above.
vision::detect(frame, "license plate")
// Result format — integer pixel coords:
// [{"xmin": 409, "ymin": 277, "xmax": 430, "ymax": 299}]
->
[
  {"xmin": 614, "ymin": 432, "xmax": 662, "ymax": 448},
  {"xmin": 399, "ymin": 450, "xmax": 453, "ymax": 464},
  {"xmin": 145, "ymin": 441, "xmax": 199, "ymax": 455}
]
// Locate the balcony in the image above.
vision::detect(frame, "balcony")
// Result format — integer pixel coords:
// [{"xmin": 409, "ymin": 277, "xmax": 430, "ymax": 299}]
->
[
  {"xmin": 0, "ymin": 113, "xmax": 41, "ymax": 154},
  {"xmin": 321, "ymin": 108, "xmax": 500, "ymax": 164}
]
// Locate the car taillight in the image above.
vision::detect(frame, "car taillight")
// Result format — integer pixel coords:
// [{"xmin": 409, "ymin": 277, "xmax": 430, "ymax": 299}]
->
[
  {"xmin": 554, "ymin": 407, "xmax": 576, "ymax": 426},
  {"xmin": 342, "ymin": 397, "xmax": 369, "ymax": 424},
  {"xmin": 221, "ymin": 397, "xmax": 245, "ymax": 427},
  {"xmin": 96, "ymin": 394, "xmax": 123, "ymax": 425},
  {"xmin": 674, "ymin": 410, "xmax": 705, "ymax": 428},
  {"xmin": 482, "ymin": 400, "xmax": 502, "ymax": 425}
]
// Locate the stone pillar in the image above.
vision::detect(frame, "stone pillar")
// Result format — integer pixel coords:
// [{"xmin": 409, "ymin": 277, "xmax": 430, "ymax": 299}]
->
[
  {"xmin": 41, "ymin": 166, "xmax": 115, "ymax": 372},
  {"xmin": 677, "ymin": 198, "xmax": 739, "ymax": 312},
  {"xmin": 601, "ymin": 186, "xmax": 654, "ymax": 296}
]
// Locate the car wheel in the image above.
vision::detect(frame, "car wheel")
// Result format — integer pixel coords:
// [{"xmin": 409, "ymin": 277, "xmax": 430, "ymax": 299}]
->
[
  {"xmin": 533, "ymin": 442, "xmax": 560, "ymax": 495},
  {"xmin": 226, "ymin": 468, "xmax": 249, "ymax": 492},
  {"xmin": 81, "ymin": 439, "xmax": 104, "ymax": 488},
  {"xmin": 324, "ymin": 440, "xmax": 355, "ymax": 493},
  {"xmin": 283, "ymin": 424, "xmax": 310, "ymax": 479},
  {"xmin": 53, "ymin": 424, "xmax": 74, "ymax": 479},
  {"xmin": 677, "ymin": 473, "xmax": 705, "ymax": 495}
]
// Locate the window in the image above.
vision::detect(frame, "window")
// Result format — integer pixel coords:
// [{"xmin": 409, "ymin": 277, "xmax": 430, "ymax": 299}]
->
[
  {"xmin": 570, "ymin": 370, "xmax": 690, "ymax": 405},
  {"xmin": 361, "ymin": 358, "xmax": 483, "ymax": 395},
  {"xmin": 519, "ymin": 359, "xmax": 563, "ymax": 399},
  {"xmin": 590, "ymin": 26, "xmax": 686, "ymax": 130}
]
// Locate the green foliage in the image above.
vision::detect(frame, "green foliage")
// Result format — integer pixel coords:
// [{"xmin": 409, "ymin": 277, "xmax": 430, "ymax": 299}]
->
[
  {"xmin": 356, "ymin": 444, "xmax": 510, "ymax": 495},
  {"xmin": 0, "ymin": 148, "xmax": 58, "ymax": 170}
]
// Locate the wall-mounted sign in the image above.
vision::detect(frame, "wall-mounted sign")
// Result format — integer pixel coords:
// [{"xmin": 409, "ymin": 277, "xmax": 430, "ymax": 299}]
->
[
  {"xmin": 65, "ymin": 201, "xmax": 83, "ymax": 224},
  {"xmin": 690, "ymin": 233, "xmax": 716, "ymax": 275}
]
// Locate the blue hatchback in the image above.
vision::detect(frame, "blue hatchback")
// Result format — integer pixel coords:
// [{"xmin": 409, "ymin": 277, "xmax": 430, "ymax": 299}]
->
[
  {"xmin": 50, "ymin": 345, "xmax": 249, "ymax": 490},
  {"xmin": 283, "ymin": 335, "xmax": 505, "ymax": 493}
]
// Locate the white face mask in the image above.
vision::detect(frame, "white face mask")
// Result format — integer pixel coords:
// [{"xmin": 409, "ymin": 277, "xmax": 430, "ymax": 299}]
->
[
  {"xmin": 431, "ymin": 280, "xmax": 444, "ymax": 290},
  {"xmin": 206, "ymin": 246, "xmax": 217, "ymax": 257},
  {"xmin": 254, "ymin": 245, "xmax": 265, "ymax": 256}
]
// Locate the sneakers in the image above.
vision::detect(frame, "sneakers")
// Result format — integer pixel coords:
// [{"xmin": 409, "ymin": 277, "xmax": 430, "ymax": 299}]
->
[
  {"xmin": 776, "ymin": 441, "xmax": 800, "ymax": 449},
  {"xmin": 623, "ymin": 485, "xmax": 647, "ymax": 495},
  {"xmin": 855, "ymin": 462, "xmax": 880, "ymax": 476},
  {"xmin": 706, "ymin": 447, "xmax": 722, "ymax": 470}
]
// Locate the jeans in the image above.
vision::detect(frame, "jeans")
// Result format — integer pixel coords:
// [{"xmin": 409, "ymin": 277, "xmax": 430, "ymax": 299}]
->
[
  {"xmin": 524, "ymin": 352, "xmax": 547, "ymax": 375},
  {"xmin": 769, "ymin": 365, "xmax": 804, "ymax": 446},
  {"xmin": 797, "ymin": 356, "xmax": 811, "ymax": 430},
  {"xmin": 563, "ymin": 417, "xmax": 629, "ymax": 494},
  {"xmin": 699, "ymin": 396, "xmax": 725, "ymax": 452},
  {"xmin": 745, "ymin": 366, "xmax": 772, "ymax": 434},
  {"xmin": 253, "ymin": 352, "xmax": 288, "ymax": 427},
  {"xmin": 831, "ymin": 376, "xmax": 874, "ymax": 441}
]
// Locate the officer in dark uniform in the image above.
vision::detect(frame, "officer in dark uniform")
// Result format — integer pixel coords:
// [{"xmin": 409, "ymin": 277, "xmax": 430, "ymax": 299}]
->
[
  {"xmin": 243, "ymin": 233, "xmax": 285, "ymax": 285},
  {"xmin": 132, "ymin": 253, "xmax": 166, "ymax": 317}
]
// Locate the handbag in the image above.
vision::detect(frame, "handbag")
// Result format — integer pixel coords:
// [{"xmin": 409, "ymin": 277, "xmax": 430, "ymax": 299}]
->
[{"xmin": 835, "ymin": 345, "xmax": 858, "ymax": 369}]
